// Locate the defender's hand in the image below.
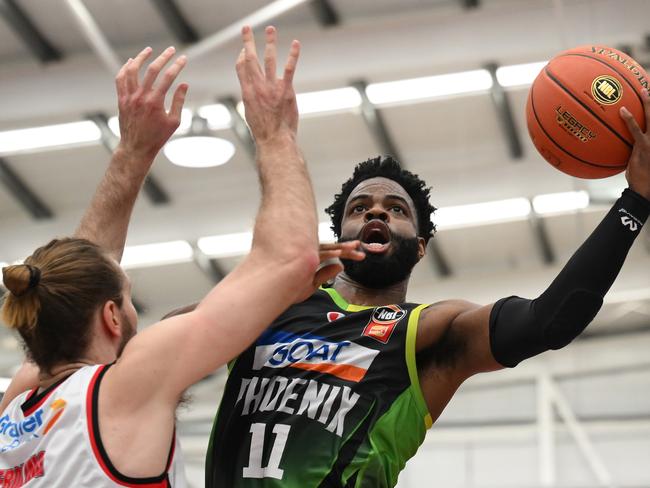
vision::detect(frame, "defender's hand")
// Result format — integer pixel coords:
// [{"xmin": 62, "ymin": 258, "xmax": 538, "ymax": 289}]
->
[
  {"xmin": 294, "ymin": 241, "xmax": 365, "ymax": 303},
  {"xmin": 621, "ymin": 88, "xmax": 650, "ymax": 201},
  {"xmin": 115, "ymin": 46, "xmax": 188, "ymax": 164},
  {"xmin": 236, "ymin": 25, "xmax": 300, "ymax": 144}
]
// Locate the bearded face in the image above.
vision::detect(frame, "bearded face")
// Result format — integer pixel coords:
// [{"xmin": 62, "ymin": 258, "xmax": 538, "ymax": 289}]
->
[
  {"xmin": 338, "ymin": 177, "xmax": 425, "ymax": 289},
  {"xmin": 340, "ymin": 228, "xmax": 420, "ymax": 288}
]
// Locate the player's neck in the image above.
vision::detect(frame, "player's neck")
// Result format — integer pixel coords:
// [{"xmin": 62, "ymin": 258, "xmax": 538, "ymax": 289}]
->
[
  {"xmin": 38, "ymin": 361, "xmax": 94, "ymax": 390},
  {"xmin": 331, "ymin": 273, "xmax": 408, "ymax": 306}
]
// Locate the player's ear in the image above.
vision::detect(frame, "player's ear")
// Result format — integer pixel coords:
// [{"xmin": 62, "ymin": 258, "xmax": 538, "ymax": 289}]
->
[{"xmin": 417, "ymin": 237, "xmax": 426, "ymax": 259}]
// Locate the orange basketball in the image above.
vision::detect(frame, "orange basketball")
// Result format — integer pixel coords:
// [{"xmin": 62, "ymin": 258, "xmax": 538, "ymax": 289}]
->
[{"xmin": 526, "ymin": 45, "xmax": 647, "ymax": 179}]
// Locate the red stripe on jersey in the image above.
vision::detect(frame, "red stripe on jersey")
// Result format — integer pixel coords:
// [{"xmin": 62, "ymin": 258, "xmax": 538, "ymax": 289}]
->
[{"xmin": 85, "ymin": 365, "xmax": 172, "ymax": 487}]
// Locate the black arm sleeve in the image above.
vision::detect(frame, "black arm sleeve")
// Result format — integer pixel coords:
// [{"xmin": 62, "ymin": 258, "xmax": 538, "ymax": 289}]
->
[{"xmin": 490, "ymin": 188, "xmax": 650, "ymax": 367}]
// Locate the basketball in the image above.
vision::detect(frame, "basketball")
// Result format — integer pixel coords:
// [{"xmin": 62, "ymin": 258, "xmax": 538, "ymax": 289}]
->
[{"xmin": 526, "ymin": 45, "xmax": 647, "ymax": 179}]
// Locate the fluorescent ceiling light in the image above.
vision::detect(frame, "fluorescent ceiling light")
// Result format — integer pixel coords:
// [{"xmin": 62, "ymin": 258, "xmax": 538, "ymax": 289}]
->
[
  {"xmin": 198, "ymin": 231, "xmax": 252, "ymax": 258},
  {"xmin": 234, "ymin": 88, "xmax": 361, "ymax": 120},
  {"xmin": 108, "ymin": 108, "xmax": 193, "ymax": 137},
  {"xmin": 236, "ymin": 101, "xmax": 246, "ymax": 121},
  {"xmin": 121, "ymin": 240, "xmax": 193, "ymax": 269},
  {"xmin": 164, "ymin": 136, "xmax": 235, "ymax": 168},
  {"xmin": 435, "ymin": 198, "xmax": 532, "ymax": 229},
  {"xmin": 199, "ymin": 222, "xmax": 336, "ymax": 259},
  {"xmin": 532, "ymin": 191, "xmax": 589, "ymax": 215},
  {"xmin": 496, "ymin": 61, "xmax": 548, "ymax": 88},
  {"xmin": 197, "ymin": 104, "xmax": 232, "ymax": 130},
  {"xmin": 366, "ymin": 69, "xmax": 493, "ymax": 106},
  {"xmin": 297, "ymin": 87, "xmax": 361, "ymax": 115},
  {"xmin": 0, "ymin": 121, "xmax": 101, "ymax": 155}
]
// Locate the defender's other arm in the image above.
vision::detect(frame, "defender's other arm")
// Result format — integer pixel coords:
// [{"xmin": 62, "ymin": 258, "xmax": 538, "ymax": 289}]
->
[
  {"xmin": 108, "ymin": 26, "xmax": 320, "ymax": 408},
  {"xmin": 419, "ymin": 89, "xmax": 650, "ymax": 387},
  {"xmin": 75, "ymin": 47, "xmax": 187, "ymax": 261}
]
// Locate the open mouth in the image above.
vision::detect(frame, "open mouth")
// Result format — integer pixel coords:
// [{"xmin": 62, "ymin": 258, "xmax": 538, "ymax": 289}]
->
[{"xmin": 360, "ymin": 221, "xmax": 391, "ymax": 254}]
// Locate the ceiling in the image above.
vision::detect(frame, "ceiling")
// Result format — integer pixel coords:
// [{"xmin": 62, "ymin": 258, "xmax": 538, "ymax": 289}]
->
[{"xmin": 1, "ymin": 1, "xmax": 649, "ymax": 485}]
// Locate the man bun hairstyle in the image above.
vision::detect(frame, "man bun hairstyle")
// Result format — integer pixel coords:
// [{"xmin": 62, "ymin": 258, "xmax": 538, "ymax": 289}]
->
[
  {"xmin": 2, "ymin": 238, "xmax": 124, "ymax": 373},
  {"xmin": 325, "ymin": 156, "xmax": 437, "ymax": 243},
  {"xmin": 2, "ymin": 264, "xmax": 42, "ymax": 332}
]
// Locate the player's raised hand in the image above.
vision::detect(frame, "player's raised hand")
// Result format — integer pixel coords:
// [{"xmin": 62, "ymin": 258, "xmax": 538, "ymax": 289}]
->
[
  {"xmin": 621, "ymin": 88, "xmax": 650, "ymax": 200},
  {"xmin": 115, "ymin": 46, "xmax": 188, "ymax": 164},
  {"xmin": 236, "ymin": 25, "xmax": 300, "ymax": 144}
]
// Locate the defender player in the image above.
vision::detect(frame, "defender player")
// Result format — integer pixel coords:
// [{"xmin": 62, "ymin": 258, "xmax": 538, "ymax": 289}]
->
[
  {"xmin": 203, "ymin": 80, "xmax": 650, "ymax": 487},
  {"xmin": 0, "ymin": 28, "xmax": 359, "ymax": 486}
]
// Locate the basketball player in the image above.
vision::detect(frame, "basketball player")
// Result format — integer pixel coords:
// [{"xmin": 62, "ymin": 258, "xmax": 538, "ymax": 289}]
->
[
  {"xmin": 0, "ymin": 27, "xmax": 362, "ymax": 486},
  {"xmin": 202, "ymin": 77, "xmax": 650, "ymax": 488}
]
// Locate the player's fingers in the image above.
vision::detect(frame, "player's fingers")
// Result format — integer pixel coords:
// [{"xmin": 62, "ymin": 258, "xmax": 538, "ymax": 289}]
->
[
  {"xmin": 282, "ymin": 40, "xmax": 300, "ymax": 86},
  {"xmin": 126, "ymin": 47, "xmax": 152, "ymax": 92},
  {"xmin": 642, "ymin": 88, "xmax": 650, "ymax": 135},
  {"xmin": 318, "ymin": 240, "xmax": 360, "ymax": 251},
  {"xmin": 620, "ymin": 106, "xmax": 644, "ymax": 142},
  {"xmin": 155, "ymin": 55, "xmax": 187, "ymax": 96},
  {"xmin": 263, "ymin": 26, "xmax": 277, "ymax": 81},
  {"xmin": 169, "ymin": 83, "xmax": 189, "ymax": 122},
  {"xmin": 115, "ymin": 58, "xmax": 130, "ymax": 96},
  {"xmin": 142, "ymin": 46, "xmax": 176, "ymax": 92},
  {"xmin": 241, "ymin": 25, "xmax": 263, "ymax": 79},
  {"xmin": 339, "ymin": 248, "xmax": 366, "ymax": 261}
]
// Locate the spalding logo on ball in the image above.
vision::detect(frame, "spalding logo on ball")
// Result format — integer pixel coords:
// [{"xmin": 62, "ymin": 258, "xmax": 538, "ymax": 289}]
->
[{"xmin": 526, "ymin": 45, "xmax": 647, "ymax": 179}]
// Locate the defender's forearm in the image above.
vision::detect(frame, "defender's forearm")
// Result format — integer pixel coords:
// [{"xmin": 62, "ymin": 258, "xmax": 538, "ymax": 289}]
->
[
  {"xmin": 74, "ymin": 146, "xmax": 153, "ymax": 261},
  {"xmin": 252, "ymin": 134, "xmax": 319, "ymax": 261}
]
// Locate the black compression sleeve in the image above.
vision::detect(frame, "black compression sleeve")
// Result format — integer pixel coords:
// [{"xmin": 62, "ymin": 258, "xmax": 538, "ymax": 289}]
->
[{"xmin": 490, "ymin": 189, "xmax": 650, "ymax": 367}]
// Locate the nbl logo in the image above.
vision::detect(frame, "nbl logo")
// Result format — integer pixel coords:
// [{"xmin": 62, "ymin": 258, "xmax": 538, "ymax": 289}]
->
[
  {"xmin": 591, "ymin": 75, "xmax": 623, "ymax": 105},
  {"xmin": 362, "ymin": 305, "xmax": 406, "ymax": 344}
]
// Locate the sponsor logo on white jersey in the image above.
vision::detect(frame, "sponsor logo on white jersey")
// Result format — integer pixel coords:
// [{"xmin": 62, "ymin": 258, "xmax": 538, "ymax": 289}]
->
[{"xmin": 253, "ymin": 331, "xmax": 379, "ymax": 382}]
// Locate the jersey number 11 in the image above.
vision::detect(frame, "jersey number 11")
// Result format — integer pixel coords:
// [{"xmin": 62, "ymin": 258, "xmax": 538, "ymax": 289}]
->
[{"xmin": 243, "ymin": 423, "xmax": 291, "ymax": 479}]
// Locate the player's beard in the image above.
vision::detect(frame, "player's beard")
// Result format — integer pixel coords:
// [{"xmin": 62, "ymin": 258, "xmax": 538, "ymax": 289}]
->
[
  {"xmin": 340, "ymin": 231, "xmax": 420, "ymax": 289},
  {"xmin": 116, "ymin": 311, "xmax": 136, "ymax": 357}
]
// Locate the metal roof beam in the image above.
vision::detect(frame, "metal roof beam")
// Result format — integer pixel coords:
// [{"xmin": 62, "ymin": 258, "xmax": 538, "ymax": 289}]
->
[
  {"xmin": 0, "ymin": 0, "xmax": 61, "ymax": 63},
  {"xmin": 351, "ymin": 80, "xmax": 402, "ymax": 162},
  {"xmin": 63, "ymin": 0, "xmax": 121, "ymax": 74},
  {"xmin": 151, "ymin": 0, "xmax": 199, "ymax": 44},
  {"xmin": 219, "ymin": 96, "xmax": 256, "ymax": 161},
  {"xmin": 461, "ymin": 0, "xmax": 480, "ymax": 8},
  {"xmin": 0, "ymin": 158, "xmax": 53, "ymax": 220},
  {"xmin": 192, "ymin": 244, "xmax": 225, "ymax": 284},
  {"xmin": 183, "ymin": 0, "xmax": 310, "ymax": 61},
  {"xmin": 309, "ymin": 0, "xmax": 340, "ymax": 27},
  {"xmin": 529, "ymin": 204, "xmax": 555, "ymax": 265},
  {"xmin": 352, "ymin": 80, "xmax": 452, "ymax": 277},
  {"xmin": 486, "ymin": 62, "xmax": 524, "ymax": 160}
]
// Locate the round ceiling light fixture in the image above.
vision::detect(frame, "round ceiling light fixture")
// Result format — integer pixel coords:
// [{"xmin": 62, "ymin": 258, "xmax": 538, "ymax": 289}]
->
[
  {"xmin": 163, "ymin": 115, "xmax": 236, "ymax": 168},
  {"xmin": 164, "ymin": 136, "xmax": 235, "ymax": 168}
]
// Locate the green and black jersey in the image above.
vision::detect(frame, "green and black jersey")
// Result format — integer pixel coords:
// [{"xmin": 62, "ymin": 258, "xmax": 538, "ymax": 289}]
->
[{"xmin": 206, "ymin": 288, "xmax": 432, "ymax": 488}]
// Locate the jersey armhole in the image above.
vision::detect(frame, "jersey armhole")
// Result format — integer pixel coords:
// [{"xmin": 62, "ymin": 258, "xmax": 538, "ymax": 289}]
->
[
  {"xmin": 86, "ymin": 364, "xmax": 175, "ymax": 487},
  {"xmin": 405, "ymin": 304, "xmax": 433, "ymax": 429}
]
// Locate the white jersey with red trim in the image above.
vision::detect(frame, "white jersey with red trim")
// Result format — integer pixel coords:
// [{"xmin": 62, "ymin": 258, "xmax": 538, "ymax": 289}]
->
[{"xmin": 0, "ymin": 364, "xmax": 187, "ymax": 487}]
